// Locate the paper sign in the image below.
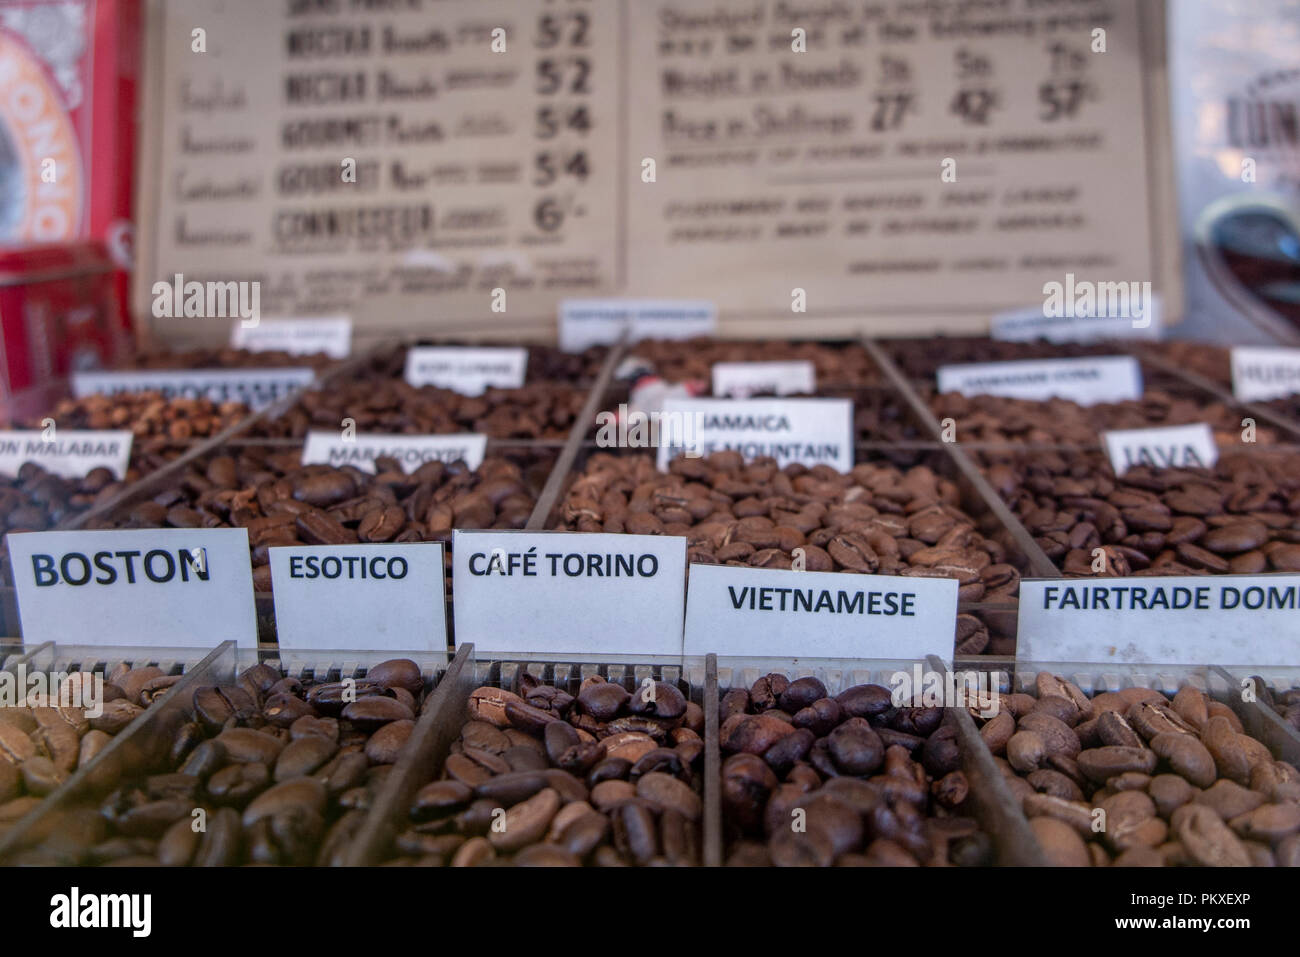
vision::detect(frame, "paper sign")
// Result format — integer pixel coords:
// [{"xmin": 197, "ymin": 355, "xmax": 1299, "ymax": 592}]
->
[
  {"xmin": 404, "ymin": 347, "xmax": 528, "ymax": 396},
  {"xmin": 712, "ymin": 361, "xmax": 817, "ymax": 398},
  {"xmin": 936, "ymin": 357, "xmax": 1143, "ymax": 406},
  {"xmin": 230, "ymin": 316, "xmax": 352, "ymax": 358},
  {"xmin": 72, "ymin": 368, "xmax": 316, "ymax": 411},
  {"xmin": 0, "ymin": 430, "xmax": 133, "ymax": 480},
  {"xmin": 269, "ymin": 543, "xmax": 446, "ymax": 651},
  {"xmin": 1019, "ymin": 575, "xmax": 1300, "ymax": 666},
  {"xmin": 1231, "ymin": 346, "xmax": 1300, "ymax": 402},
  {"xmin": 1101, "ymin": 423, "xmax": 1218, "ymax": 477},
  {"xmin": 655, "ymin": 398, "xmax": 853, "ymax": 472},
  {"xmin": 7, "ymin": 529, "xmax": 257, "ymax": 647},
  {"xmin": 301, "ymin": 431, "xmax": 487, "ymax": 473},
  {"xmin": 559, "ymin": 299, "xmax": 717, "ymax": 352},
  {"xmin": 452, "ymin": 531, "xmax": 686, "ymax": 656},
  {"xmin": 991, "ymin": 295, "xmax": 1163, "ymax": 343},
  {"xmin": 683, "ymin": 564, "xmax": 959, "ymax": 659}
]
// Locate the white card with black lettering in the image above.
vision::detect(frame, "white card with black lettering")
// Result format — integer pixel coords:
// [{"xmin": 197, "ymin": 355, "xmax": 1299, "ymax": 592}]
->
[
  {"xmin": 990, "ymin": 295, "xmax": 1163, "ymax": 343},
  {"xmin": 403, "ymin": 347, "xmax": 528, "ymax": 395},
  {"xmin": 1101, "ymin": 423, "xmax": 1218, "ymax": 477},
  {"xmin": 71, "ymin": 368, "xmax": 316, "ymax": 411},
  {"xmin": 7, "ymin": 529, "xmax": 257, "ymax": 647},
  {"xmin": 559, "ymin": 299, "xmax": 716, "ymax": 352},
  {"xmin": 683, "ymin": 564, "xmax": 958, "ymax": 659},
  {"xmin": 936, "ymin": 356, "xmax": 1143, "ymax": 406},
  {"xmin": 712, "ymin": 361, "xmax": 816, "ymax": 398},
  {"xmin": 655, "ymin": 398, "xmax": 853, "ymax": 472},
  {"xmin": 1019, "ymin": 576, "xmax": 1300, "ymax": 666},
  {"xmin": 269, "ymin": 543, "xmax": 446, "ymax": 651},
  {"xmin": 301, "ymin": 431, "xmax": 487, "ymax": 473},
  {"xmin": 1231, "ymin": 346, "xmax": 1300, "ymax": 402},
  {"xmin": 0, "ymin": 430, "xmax": 133, "ymax": 480},
  {"xmin": 452, "ymin": 531, "xmax": 686, "ymax": 655},
  {"xmin": 230, "ymin": 316, "xmax": 352, "ymax": 358}
]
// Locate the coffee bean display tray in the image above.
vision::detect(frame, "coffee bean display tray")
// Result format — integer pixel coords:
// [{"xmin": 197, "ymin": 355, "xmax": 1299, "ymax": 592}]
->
[
  {"xmin": 0, "ymin": 641, "xmax": 453, "ymax": 866},
  {"xmin": 4, "ymin": 641, "xmax": 1299, "ymax": 866},
  {"xmin": 6, "ymin": 335, "xmax": 1300, "ymax": 658}
]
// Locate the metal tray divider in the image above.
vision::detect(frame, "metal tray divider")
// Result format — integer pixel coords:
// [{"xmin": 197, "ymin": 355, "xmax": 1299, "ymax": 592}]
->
[
  {"xmin": 1137, "ymin": 346, "xmax": 1300, "ymax": 442},
  {"xmin": 344, "ymin": 642, "xmax": 476, "ymax": 866},
  {"xmin": 926, "ymin": 654, "xmax": 1048, "ymax": 866},
  {"xmin": 0, "ymin": 640, "xmax": 238, "ymax": 864},
  {"xmin": 526, "ymin": 340, "xmax": 628, "ymax": 530},
  {"xmin": 1210, "ymin": 665, "xmax": 1300, "ymax": 766},
  {"xmin": 702, "ymin": 653, "xmax": 721, "ymax": 866},
  {"xmin": 860, "ymin": 337, "xmax": 1060, "ymax": 580}
]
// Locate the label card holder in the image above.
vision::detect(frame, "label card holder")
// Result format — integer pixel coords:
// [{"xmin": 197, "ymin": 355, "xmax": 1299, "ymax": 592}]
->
[
  {"xmin": 935, "ymin": 356, "xmax": 1143, "ymax": 406},
  {"xmin": 452, "ymin": 531, "xmax": 686, "ymax": 656},
  {"xmin": 1101, "ymin": 423, "xmax": 1218, "ymax": 477},
  {"xmin": 230, "ymin": 316, "xmax": 352, "ymax": 358},
  {"xmin": 71, "ymin": 368, "xmax": 316, "ymax": 412},
  {"xmin": 683, "ymin": 564, "xmax": 958, "ymax": 659},
  {"xmin": 7, "ymin": 529, "xmax": 258, "ymax": 648},
  {"xmin": 0, "ymin": 430, "xmax": 133, "ymax": 480},
  {"xmin": 403, "ymin": 346, "xmax": 528, "ymax": 395},
  {"xmin": 655, "ymin": 397, "xmax": 853, "ymax": 472},
  {"xmin": 1019, "ymin": 575, "xmax": 1300, "ymax": 666},
  {"xmin": 301, "ymin": 431, "xmax": 487, "ymax": 473},
  {"xmin": 269, "ymin": 543, "xmax": 447, "ymax": 651}
]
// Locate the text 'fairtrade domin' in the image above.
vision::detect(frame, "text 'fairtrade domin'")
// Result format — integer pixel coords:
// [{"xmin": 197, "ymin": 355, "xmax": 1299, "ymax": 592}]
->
[
  {"xmin": 653, "ymin": 398, "xmax": 853, "ymax": 471},
  {"xmin": 6, "ymin": 529, "xmax": 258, "ymax": 647},
  {"xmin": 683, "ymin": 564, "xmax": 959, "ymax": 660},
  {"xmin": 452, "ymin": 531, "xmax": 687, "ymax": 656},
  {"xmin": 1017, "ymin": 575, "xmax": 1300, "ymax": 666}
]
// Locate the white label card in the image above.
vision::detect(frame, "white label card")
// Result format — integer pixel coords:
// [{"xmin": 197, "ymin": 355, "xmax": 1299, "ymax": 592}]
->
[
  {"xmin": 991, "ymin": 295, "xmax": 1163, "ymax": 343},
  {"xmin": 230, "ymin": 316, "xmax": 352, "ymax": 358},
  {"xmin": 559, "ymin": 299, "xmax": 717, "ymax": 352},
  {"xmin": 0, "ymin": 430, "xmax": 133, "ymax": 480},
  {"xmin": 936, "ymin": 357, "xmax": 1143, "ymax": 406},
  {"xmin": 270, "ymin": 543, "xmax": 446, "ymax": 651},
  {"xmin": 452, "ymin": 531, "xmax": 686, "ymax": 656},
  {"xmin": 403, "ymin": 347, "xmax": 528, "ymax": 396},
  {"xmin": 301, "ymin": 431, "xmax": 487, "ymax": 474},
  {"xmin": 655, "ymin": 398, "xmax": 853, "ymax": 472},
  {"xmin": 683, "ymin": 564, "xmax": 959, "ymax": 659},
  {"xmin": 1231, "ymin": 346, "xmax": 1300, "ymax": 402},
  {"xmin": 1019, "ymin": 576, "xmax": 1300, "ymax": 666},
  {"xmin": 712, "ymin": 361, "xmax": 817, "ymax": 398},
  {"xmin": 71, "ymin": 368, "xmax": 316, "ymax": 411},
  {"xmin": 1101, "ymin": 423, "xmax": 1218, "ymax": 477},
  {"xmin": 7, "ymin": 529, "xmax": 257, "ymax": 647}
]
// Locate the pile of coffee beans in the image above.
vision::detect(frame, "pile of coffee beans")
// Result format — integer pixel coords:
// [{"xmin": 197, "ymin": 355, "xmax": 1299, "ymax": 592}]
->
[
  {"xmin": 4, "ymin": 658, "xmax": 427, "ymax": 866},
  {"xmin": 555, "ymin": 451, "xmax": 1019, "ymax": 601},
  {"xmin": 1252, "ymin": 678, "xmax": 1300, "ymax": 732},
  {"xmin": 253, "ymin": 380, "xmax": 586, "ymax": 441},
  {"xmin": 1152, "ymin": 342, "xmax": 1231, "ymax": 386},
  {"xmin": 978, "ymin": 672, "xmax": 1300, "ymax": 866},
  {"xmin": 384, "ymin": 674, "xmax": 704, "ymax": 866},
  {"xmin": 621, "ymin": 338, "xmax": 881, "ymax": 387},
  {"xmin": 984, "ymin": 449, "xmax": 1300, "ymax": 576},
  {"xmin": 931, "ymin": 390, "xmax": 1274, "ymax": 447},
  {"xmin": 81, "ymin": 449, "xmax": 548, "ymax": 591},
  {"xmin": 720, "ymin": 672, "xmax": 989, "ymax": 866},
  {"xmin": 0, "ymin": 464, "xmax": 126, "ymax": 538},
  {"xmin": 30, "ymin": 392, "xmax": 249, "ymax": 450},
  {"xmin": 0, "ymin": 665, "xmax": 177, "ymax": 842}
]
